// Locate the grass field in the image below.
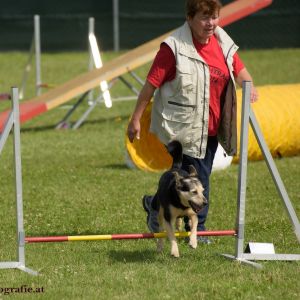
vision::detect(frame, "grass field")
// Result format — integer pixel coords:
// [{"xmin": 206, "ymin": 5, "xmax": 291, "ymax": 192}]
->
[{"xmin": 0, "ymin": 49, "xmax": 299, "ymax": 299}]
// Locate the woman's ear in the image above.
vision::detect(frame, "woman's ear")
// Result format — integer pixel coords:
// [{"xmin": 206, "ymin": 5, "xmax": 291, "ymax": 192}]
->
[{"xmin": 186, "ymin": 15, "xmax": 192, "ymax": 24}]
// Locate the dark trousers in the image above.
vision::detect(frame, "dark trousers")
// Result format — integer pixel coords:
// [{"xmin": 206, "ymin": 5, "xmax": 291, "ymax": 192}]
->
[{"xmin": 182, "ymin": 136, "xmax": 218, "ymax": 231}]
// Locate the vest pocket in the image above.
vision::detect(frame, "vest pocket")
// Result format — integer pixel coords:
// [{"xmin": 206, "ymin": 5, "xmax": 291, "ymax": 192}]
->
[
  {"xmin": 168, "ymin": 101, "xmax": 196, "ymax": 109},
  {"xmin": 162, "ymin": 105, "xmax": 194, "ymax": 122},
  {"xmin": 161, "ymin": 107, "xmax": 193, "ymax": 143},
  {"xmin": 176, "ymin": 63, "xmax": 196, "ymax": 96}
]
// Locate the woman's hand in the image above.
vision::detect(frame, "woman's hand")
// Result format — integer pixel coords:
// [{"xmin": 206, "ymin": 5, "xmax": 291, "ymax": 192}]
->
[
  {"xmin": 126, "ymin": 81, "xmax": 156, "ymax": 143},
  {"xmin": 250, "ymin": 85, "xmax": 259, "ymax": 103},
  {"xmin": 236, "ymin": 67, "xmax": 259, "ymax": 103},
  {"xmin": 127, "ymin": 118, "xmax": 141, "ymax": 143}
]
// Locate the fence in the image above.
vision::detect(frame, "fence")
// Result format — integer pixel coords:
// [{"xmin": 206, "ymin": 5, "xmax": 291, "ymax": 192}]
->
[{"xmin": 0, "ymin": 0, "xmax": 299, "ymax": 51}]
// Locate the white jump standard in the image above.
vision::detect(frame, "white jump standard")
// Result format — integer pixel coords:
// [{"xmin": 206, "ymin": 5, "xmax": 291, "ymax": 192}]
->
[
  {"xmin": 0, "ymin": 88, "xmax": 38, "ymax": 275},
  {"xmin": 222, "ymin": 81, "xmax": 300, "ymax": 268}
]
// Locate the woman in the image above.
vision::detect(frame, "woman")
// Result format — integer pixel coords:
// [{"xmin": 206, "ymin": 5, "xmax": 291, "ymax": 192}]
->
[{"xmin": 127, "ymin": 0, "xmax": 258, "ymax": 241}]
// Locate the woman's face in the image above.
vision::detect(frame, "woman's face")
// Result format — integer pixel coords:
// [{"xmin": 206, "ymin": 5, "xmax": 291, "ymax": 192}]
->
[{"xmin": 187, "ymin": 11, "xmax": 219, "ymax": 44}]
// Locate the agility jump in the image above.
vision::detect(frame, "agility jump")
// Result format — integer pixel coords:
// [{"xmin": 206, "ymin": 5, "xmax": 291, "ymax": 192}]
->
[
  {"xmin": 24, "ymin": 83, "xmax": 300, "ymax": 270},
  {"xmin": 1, "ymin": 83, "xmax": 298, "ymax": 275},
  {"xmin": 25, "ymin": 230, "xmax": 237, "ymax": 243}
]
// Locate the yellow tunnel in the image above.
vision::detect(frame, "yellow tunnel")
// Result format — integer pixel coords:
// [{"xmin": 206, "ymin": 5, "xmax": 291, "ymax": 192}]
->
[{"xmin": 125, "ymin": 83, "xmax": 300, "ymax": 172}]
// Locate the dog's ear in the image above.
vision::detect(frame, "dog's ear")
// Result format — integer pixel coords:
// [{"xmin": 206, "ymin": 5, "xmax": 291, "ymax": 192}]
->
[
  {"xmin": 188, "ymin": 165, "xmax": 198, "ymax": 177},
  {"xmin": 173, "ymin": 171, "xmax": 182, "ymax": 187}
]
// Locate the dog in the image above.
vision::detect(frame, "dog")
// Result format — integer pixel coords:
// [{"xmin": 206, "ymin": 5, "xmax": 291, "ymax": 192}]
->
[{"xmin": 152, "ymin": 140, "xmax": 207, "ymax": 257}]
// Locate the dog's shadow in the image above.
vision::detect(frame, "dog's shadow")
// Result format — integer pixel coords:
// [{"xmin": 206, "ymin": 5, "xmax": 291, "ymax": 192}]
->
[{"xmin": 108, "ymin": 249, "xmax": 157, "ymax": 263}]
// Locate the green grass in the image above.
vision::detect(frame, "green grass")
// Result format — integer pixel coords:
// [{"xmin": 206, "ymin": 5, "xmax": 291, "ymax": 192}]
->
[{"xmin": 0, "ymin": 49, "xmax": 299, "ymax": 299}]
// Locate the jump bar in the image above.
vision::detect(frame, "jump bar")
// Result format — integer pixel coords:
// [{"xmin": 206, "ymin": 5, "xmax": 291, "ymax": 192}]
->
[{"xmin": 25, "ymin": 230, "xmax": 236, "ymax": 243}]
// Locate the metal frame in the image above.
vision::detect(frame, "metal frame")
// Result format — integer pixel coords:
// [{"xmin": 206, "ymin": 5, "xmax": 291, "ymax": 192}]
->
[
  {"xmin": 113, "ymin": 0, "xmax": 120, "ymax": 52},
  {"xmin": 55, "ymin": 16, "xmax": 145, "ymax": 129},
  {"xmin": 67, "ymin": 72, "xmax": 143, "ymax": 129},
  {"xmin": 19, "ymin": 15, "xmax": 42, "ymax": 100},
  {"xmin": 88, "ymin": 17, "xmax": 95, "ymax": 104},
  {"xmin": 18, "ymin": 14, "xmax": 140, "ymax": 129},
  {"xmin": 57, "ymin": 70, "xmax": 144, "ymax": 130},
  {"xmin": 222, "ymin": 81, "xmax": 300, "ymax": 268},
  {"xmin": 19, "ymin": 37, "xmax": 34, "ymax": 100},
  {"xmin": 0, "ymin": 88, "xmax": 38, "ymax": 275},
  {"xmin": 34, "ymin": 15, "xmax": 42, "ymax": 96}
]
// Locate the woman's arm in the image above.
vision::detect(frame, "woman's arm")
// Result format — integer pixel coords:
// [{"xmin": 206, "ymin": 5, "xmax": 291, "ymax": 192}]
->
[{"xmin": 127, "ymin": 81, "xmax": 156, "ymax": 142}]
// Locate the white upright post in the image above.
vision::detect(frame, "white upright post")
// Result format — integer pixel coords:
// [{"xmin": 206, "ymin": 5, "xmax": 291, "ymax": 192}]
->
[
  {"xmin": 88, "ymin": 17, "xmax": 95, "ymax": 103},
  {"xmin": 19, "ymin": 39, "xmax": 34, "ymax": 100},
  {"xmin": 34, "ymin": 15, "xmax": 42, "ymax": 96},
  {"xmin": 235, "ymin": 81, "xmax": 251, "ymax": 261},
  {"xmin": 0, "ymin": 88, "xmax": 38, "ymax": 275},
  {"xmin": 113, "ymin": 0, "xmax": 120, "ymax": 52},
  {"xmin": 222, "ymin": 81, "xmax": 300, "ymax": 268}
]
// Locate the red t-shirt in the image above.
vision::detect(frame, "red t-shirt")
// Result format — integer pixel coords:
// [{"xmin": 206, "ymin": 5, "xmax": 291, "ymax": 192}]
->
[{"xmin": 147, "ymin": 36, "xmax": 244, "ymax": 136}]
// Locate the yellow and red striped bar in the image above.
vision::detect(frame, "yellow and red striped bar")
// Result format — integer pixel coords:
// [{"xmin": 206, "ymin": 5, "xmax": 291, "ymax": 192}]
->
[{"xmin": 25, "ymin": 230, "xmax": 236, "ymax": 243}]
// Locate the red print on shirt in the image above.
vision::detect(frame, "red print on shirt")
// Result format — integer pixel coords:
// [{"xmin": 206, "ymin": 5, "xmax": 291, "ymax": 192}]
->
[{"xmin": 147, "ymin": 36, "xmax": 244, "ymax": 136}]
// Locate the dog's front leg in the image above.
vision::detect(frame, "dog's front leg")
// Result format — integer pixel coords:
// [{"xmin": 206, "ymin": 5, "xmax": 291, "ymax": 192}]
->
[
  {"xmin": 156, "ymin": 208, "xmax": 164, "ymax": 253},
  {"xmin": 164, "ymin": 219, "xmax": 179, "ymax": 257},
  {"xmin": 175, "ymin": 217, "xmax": 183, "ymax": 232},
  {"xmin": 189, "ymin": 214, "xmax": 198, "ymax": 249}
]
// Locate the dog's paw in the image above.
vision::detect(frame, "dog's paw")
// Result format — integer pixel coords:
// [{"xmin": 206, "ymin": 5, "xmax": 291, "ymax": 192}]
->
[
  {"xmin": 171, "ymin": 250, "xmax": 180, "ymax": 258},
  {"xmin": 157, "ymin": 240, "xmax": 164, "ymax": 253},
  {"xmin": 171, "ymin": 243, "xmax": 180, "ymax": 257},
  {"xmin": 189, "ymin": 238, "xmax": 198, "ymax": 249}
]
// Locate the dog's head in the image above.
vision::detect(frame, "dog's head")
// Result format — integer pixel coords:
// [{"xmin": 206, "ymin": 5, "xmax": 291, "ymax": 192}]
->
[{"xmin": 173, "ymin": 165, "xmax": 207, "ymax": 213}]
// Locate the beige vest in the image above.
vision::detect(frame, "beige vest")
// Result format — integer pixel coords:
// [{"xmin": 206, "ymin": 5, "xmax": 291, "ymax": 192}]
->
[{"xmin": 150, "ymin": 22, "xmax": 238, "ymax": 159}]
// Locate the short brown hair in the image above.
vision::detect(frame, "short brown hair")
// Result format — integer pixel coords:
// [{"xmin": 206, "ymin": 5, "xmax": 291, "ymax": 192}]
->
[{"xmin": 185, "ymin": 0, "xmax": 222, "ymax": 18}]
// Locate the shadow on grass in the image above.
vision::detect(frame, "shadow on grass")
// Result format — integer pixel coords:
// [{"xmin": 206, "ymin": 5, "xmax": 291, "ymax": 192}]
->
[
  {"xmin": 20, "ymin": 113, "xmax": 130, "ymax": 133},
  {"xmin": 108, "ymin": 249, "xmax": 157, "ymax": 263},
  {"xmin": 21, "ymin": 124, "xmax": 55, "ymax": 133},
  {"xmin": 102, "ymin": 164, "xmax": 129, "ymax": 170}
]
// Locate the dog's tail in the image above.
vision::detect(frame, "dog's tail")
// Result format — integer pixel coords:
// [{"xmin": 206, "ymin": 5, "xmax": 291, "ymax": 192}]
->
[{"xmin": 167, "ymin": 140, "xmax": 183, "ymax": 169}]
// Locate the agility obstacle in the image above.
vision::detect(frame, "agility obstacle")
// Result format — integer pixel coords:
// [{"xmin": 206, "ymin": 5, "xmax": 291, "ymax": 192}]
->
[
  {"xmin": 25, "ymin": 230, "xmax": 236, "ymax": 243},
  {"xmin": 221, "ymin": 82, "xmax": 300, "ymax": 269},
  {"xmin": 0, "ymin": 88, "xmax": 37, "ymax": 275},
  {"xmin": 1, "ymin": 82, "xmax": 300, "ymax": 277}
]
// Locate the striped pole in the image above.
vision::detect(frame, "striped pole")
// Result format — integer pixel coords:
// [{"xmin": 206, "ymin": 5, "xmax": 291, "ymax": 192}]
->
[{"xmin": 25, "ymin": 230, "xmax": 236, "ymax": 243}]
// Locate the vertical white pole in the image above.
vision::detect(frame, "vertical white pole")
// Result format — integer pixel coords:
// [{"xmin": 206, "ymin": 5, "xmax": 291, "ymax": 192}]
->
[
  {"xmin": 113, "ymin": 0, "xmax": 120, "ymax": 52},
  {"xmin": 34, "ymin": 15, "xmax": 42, "ymax": 96},
  {"xmin": 12, "ymin": 88, "xmax": 25, "ymax": 265},
  {"xmin": 235, "ymin": 81, "xmax": 251, "ymax": 258},
  {"xmin": 88, "ymin": 18, "xmax": 95, "ymax": 71},
  {"xmin": 223, "ymin": 82, "xmax": 300, "ymax": 268},
  {"xmin": 88, "ymin": 17, "xmax": 95, "ymax": 103},
  {"xmin": 11, "ymin": 87, "xmax": 38, "ymax": 275}
]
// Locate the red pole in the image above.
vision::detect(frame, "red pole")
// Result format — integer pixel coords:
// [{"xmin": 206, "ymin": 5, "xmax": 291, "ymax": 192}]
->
[{"xmin": 26, "ymin": 236, "xmax": 68, "ymax": 243}]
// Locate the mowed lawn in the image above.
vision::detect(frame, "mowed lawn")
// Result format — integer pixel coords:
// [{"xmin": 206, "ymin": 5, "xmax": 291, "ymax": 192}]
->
[{"xmin": 0, "ymin": 49, "xmax": 299, "ymax": 299}]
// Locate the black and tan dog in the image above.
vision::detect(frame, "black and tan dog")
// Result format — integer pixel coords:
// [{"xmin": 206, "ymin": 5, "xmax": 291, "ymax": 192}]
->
[{"xmin": 152, "ymin": 140, "xmax": 207, "ymax": 257}]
